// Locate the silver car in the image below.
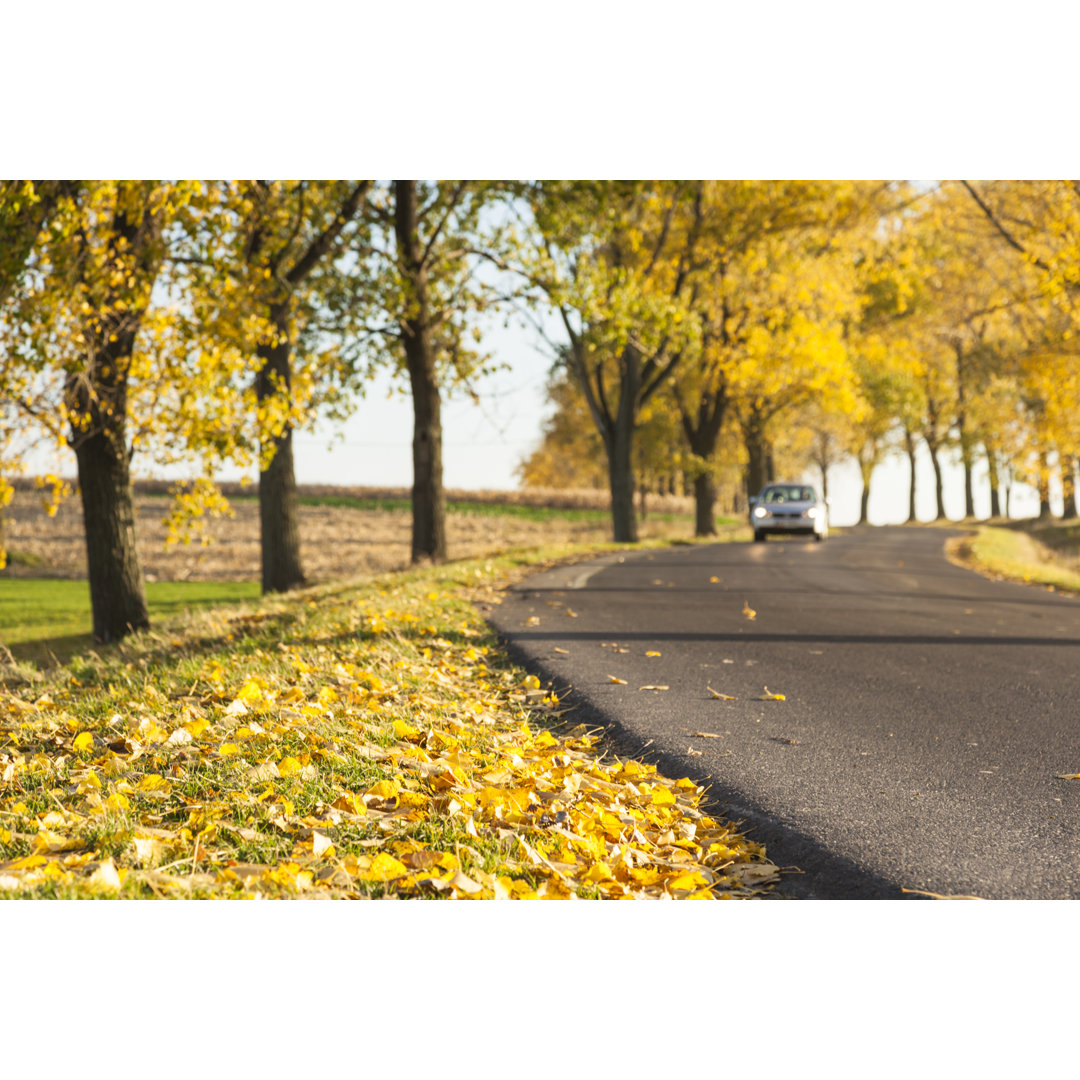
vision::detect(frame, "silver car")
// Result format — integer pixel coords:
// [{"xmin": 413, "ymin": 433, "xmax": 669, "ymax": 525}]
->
[{"xmin": 750, "ymin": 483, "xmax": 828, "ymax": 542}]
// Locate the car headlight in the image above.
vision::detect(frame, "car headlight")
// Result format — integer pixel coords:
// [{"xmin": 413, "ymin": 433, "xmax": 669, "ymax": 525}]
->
[
  {"xmin": 806, "ymin": 507, "xmax": 818, "ymax": 519},
  {"xmin": 753, "ymin": 506, "xmax": 767, "ymax": 518}
]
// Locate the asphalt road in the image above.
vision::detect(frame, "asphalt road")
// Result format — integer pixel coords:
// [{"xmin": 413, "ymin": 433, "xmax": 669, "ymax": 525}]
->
[{"xmin": 487, "ymin": 526, "xmax": 1080, "ymax": 899}]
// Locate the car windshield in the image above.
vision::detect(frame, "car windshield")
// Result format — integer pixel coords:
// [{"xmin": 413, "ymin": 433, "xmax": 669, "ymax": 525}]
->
[{"xmin": 760, "ymin": 485, "xmax": 815, "ymax": 504}]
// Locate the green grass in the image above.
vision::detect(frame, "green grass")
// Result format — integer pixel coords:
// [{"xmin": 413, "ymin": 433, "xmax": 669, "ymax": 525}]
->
[
  {"xmin": 218, "ymin": 491, "xmax": 726, "ymax": 526},
  {"xmin": 958, "ymin": 524, "xmax": 1080, "ymax": 593},
  {"xmin": 0, "ymin": 579, "xmax": 260, "ymax": 662}
]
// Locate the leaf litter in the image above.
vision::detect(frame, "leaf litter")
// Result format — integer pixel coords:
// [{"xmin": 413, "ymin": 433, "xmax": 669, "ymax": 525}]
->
[{"xmin": 0, "ymin": 554, "xmax": 778, "ymax": 899}]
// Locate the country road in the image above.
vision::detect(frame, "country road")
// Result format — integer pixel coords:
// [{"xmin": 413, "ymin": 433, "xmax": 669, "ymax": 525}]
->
[{"xmin": 487, "ymin": 526, "xmax": 1080, "ymax": 899}]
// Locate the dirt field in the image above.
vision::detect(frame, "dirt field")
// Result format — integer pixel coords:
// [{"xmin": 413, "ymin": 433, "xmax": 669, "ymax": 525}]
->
[{"xmin": 2, "ymin": 488, "xmax": 701, "ymax": 583}]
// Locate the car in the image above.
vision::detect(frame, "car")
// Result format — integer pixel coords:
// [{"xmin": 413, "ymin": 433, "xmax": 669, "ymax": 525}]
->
[{"xmin": 749, "ymin": 482, "xmax": 828, "ymax": 542}]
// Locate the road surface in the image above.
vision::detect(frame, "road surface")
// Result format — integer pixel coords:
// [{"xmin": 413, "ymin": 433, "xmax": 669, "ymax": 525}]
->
[{"xmin": 487, "ymin": 526, "xmax": 1080, "ymax": 899}]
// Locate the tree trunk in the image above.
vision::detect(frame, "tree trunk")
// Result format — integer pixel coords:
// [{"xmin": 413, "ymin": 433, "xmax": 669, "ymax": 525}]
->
[
  {"xmin": 608, "ymin": 410, "xmax": 638, "ymax": 543},
  {"xmin": 256, "ymin": 305, "xmax": 305, "ymax": 593},
  {"xmin": 678, "ymin": 383, "xmax": 728, "ymax": 539},
  {"xmin": 395, "ymin": 180, "xmax": 447, "ymax": 563},
  {"xmin": 73, "ymin": 425, "xmax": 149, "ymax": 643},
  {"xmin": 904, "ymin": 428, "xmax": 918, "ymax": 523},
  {"xmin": 961, "ymin": 443, "xmax": 975, "ymax": 519},
  {"xmin": 743, "ymin": 408, "xmax": 770, "ymax": 501},
  {"xmin": 693, "ymin": 473, "xmax": 718, "ymax": 536},
  {"xmin": 927, "ymin": 439, "xmax": 946, "ymax": 520},
  {"xmin": 1062, "ymin": 455, "xmax": 1077, "ymax": 518},
  {"xmin": 1038, "ymin": 452, "xmax": 1053, "ymax": 518},
  {"xmin": 858, "ymin": 464, "xmax": 872, "ymax": 525},
  {"xmin": 985, "ymin": 444, "xmax": 1001, "ymax": 519}
]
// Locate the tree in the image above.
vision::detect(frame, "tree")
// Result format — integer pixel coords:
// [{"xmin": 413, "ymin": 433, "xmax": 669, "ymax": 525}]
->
[
  {"xmin": 180, "ymin": 180, "xmax": 372, "ymax": 592},
  {"xmin": 511, "ymin": 181, "xmax": 705, "ymax": 542},
  {"xmin": 340, "ymin": 181, "xmax": 504, "ymax": 564}
]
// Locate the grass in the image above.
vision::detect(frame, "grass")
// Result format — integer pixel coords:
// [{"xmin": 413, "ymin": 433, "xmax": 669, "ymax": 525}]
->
[
  {"xmin": 0, "ymin": 580, "xmax": 261, "ymax": 663},
  {"xmin": 0, "ymin": 537, "xmax": 776, "ymax": 900},
  {"xmin": 950, "ymin": 519, "xmax": 1080, "ymax": 594},
  {"xmin": 211, "ymin": 492, "xmax": 734, "ymax": 527}
]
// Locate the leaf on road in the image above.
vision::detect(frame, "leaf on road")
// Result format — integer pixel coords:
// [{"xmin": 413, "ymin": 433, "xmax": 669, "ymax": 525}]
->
[
  {"xmin": 638, "ymin": 685, "xmax": 669, "ymax": 692},
  {"xmin": 710, "ymin": 577, "xmax": 721, "ymax": 583},
  {"xmin": 759, "ymin": 687, "xmax": 786, "ymax": 701},
  {"xmin": 706, "ymin": 687, "xmax": 736, "ymax": 701},
  {"xmin": 1056, "ymin": 773, "xmax": 1080, "ymax": 780},
  {"xmin": 607, "ymin": 675, "xmax": 628, "ymax": 685},
  {"xmin": 645, "ymin": 650, "xmax": 661, "ymax": 657},
  {"xmin": 553, "ymin": 647, "xmax": 569, "ymax": 654},
  {"xmin": 742, "ymin": 602, "xmax": 756, "ymax": 620},
  {"xmin": 692, "ymin": 730, "xmax": 723, "ymax": 739}
]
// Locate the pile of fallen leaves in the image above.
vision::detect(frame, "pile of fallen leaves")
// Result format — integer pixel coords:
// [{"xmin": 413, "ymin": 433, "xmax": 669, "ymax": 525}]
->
[{"xmin": 0, "ymin": 551, "xmax": 778, "ymax": 899}]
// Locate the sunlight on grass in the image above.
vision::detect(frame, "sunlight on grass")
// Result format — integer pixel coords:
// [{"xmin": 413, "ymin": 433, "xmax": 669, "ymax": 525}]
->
[
  {"xmin": 959, "ymin": 525, "xmax": 1080, "ymax": 593},
  {"xmin": 0, "ymin": 580, "xmax": 260, "ymax": 649}
]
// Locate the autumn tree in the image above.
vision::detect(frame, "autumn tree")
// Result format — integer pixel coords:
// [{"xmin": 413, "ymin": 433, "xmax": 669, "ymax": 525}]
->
[
  {"xmin": 0, "ymin": 181, "xmax": 215, "ymax": 640},
  {"xmin": 176, "ymin": 181, "xmax": 372, "ymax": 592},
  {"xmin": 509, "ymin": 181, "xmax": 704, "ymax": 542}
]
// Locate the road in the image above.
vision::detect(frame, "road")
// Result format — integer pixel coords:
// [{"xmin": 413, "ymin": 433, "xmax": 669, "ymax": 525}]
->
[{"xmin": 487, "ymin": 526, "xmax": 1080, "ymax": 899}]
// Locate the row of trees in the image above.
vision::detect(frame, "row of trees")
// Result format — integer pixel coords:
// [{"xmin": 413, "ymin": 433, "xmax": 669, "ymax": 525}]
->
[
  {"xmin": 4, "ymin": 180, "xmax": 1080, "ymax": 642},
  {"xmin": 521, "ymin": 181, "xmax": 1080, "ymax": 531}
]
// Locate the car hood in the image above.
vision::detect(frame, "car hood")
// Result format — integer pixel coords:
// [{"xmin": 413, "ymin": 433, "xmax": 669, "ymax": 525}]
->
[{"xmin": 758, "ymin": 500, "xmax": 817, "ymax": 511}]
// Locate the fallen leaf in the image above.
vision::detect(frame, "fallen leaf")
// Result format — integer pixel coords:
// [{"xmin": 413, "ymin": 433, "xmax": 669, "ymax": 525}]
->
[
  {"xmin": 759, "ymin": 687, "xmax": 786, "ymax": 701},
  {"xmin": 687, "ymin": 748, "xmax": 703, "ymax": 757},
  {"xmin": 706, "ymin": 687, "xmax": 737, "ymax": 700},
  {"xmin": 607, "ymin": 676, "xmax": 628, "ymax": 685},
  {"xmin": 1056, "ymin": 773, "xmax": 1080, "ymax": 780},
  {"xmin": 553, "ymin": 648, "xmax": 569, "ymax": 655},
  {"xmin": 692, "ymin": 730, "xmax": 723, "ymax": 738},
  {"xmin": 645, "ymin": 651, "xmax": 662, "ymax": 657},
  {"xmin": 449, "ymin": 871, "xmax": 484, "ymax": 894},
  {"xmin": 311, "ymin": 832, "xmax": 335, "ymax": 858},
  {"xmin": 725, "ymin": 863, "xmax": 780, "ymax": 887},
  {"xmin": 72, "ymin": 732, "xmax": 95, "ymax": 753},
  {"xmin": 742, "ymin": 602, "xmax": 756, "ymax": 620},
  {"xmin": 638, "ymin": 685, "xmax": 670, "ymax": 692},
  {"xmin": 710, "ymin": 576, "xmax": 721, "ymax": 583}
]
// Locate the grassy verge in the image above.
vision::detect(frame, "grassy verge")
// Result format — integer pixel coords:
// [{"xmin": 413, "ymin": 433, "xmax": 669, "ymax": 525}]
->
[
  {"xmin": 948, "ymin": 522, "xmax": 1080, "ymax": 594},
  {"xmin": 197, "ymin": 492, "xmax": 736, "ymax": 528},
  {"xmin": 0, "ymin": 581, "xmax": 261, "ymax": 666},
  {"xmin": 0, "ymin": 539, "xmax": 776, "ymax": 900}
]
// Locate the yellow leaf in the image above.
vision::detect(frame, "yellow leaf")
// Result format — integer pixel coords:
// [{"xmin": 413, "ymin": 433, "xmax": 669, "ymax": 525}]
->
[
  {"xmin": 583, "ymin": 862, "xmax": 615, "ymax": 883},
  {"xmin": 393, "ymin": 719, "xmax": 420, "ymax": 742},
  {"xmin": 277, "ymin": 756, "xmax": 302, "ymax": 777},
  {"xmin": 707, "ymin": 687, "xmax": 737, "ymax": 700},
  {"xmin": 742, "ymin": 602, "xmax": 756, "ymax": 620},
  {"xmin": 367, "ymin": 779, "xmax": 400, "ymax": 799},
  {"xmin": 183, "ymin": 718, "xmax": 210, "ymax": 738},
  {"xmin": 522, "ymin": 675, "xmax": 541, "ymax": 690},
  {"xmin": 5, "ymin": 853, "xmax": 48, "ymax": 871},
  {"xmin": 709, "ymin": 576, "xmax": 720, "ymax": 583},
  {"xmin": 650, "ymin": 785, "xmax": 676, "ymax": 807},
  {"xmin": 358, "ymin": 852, "xmax": 409, "ymax": 882},
  {"xmin": 638, "ymin": 685, "xmax": 669, "ymax": 691},
  {"xmin": 33, "ymin": 830, "xmax": 82, "ymax": 854},
  {"xmin": 311, "ymin": 832, "xmax": 335, "ymax": 858},
  {"xmin": 759, "ymin": 687, "xmax": 786, "ymax": 701},
  {"xmin": 667, "ymin": 870, "xmax": 709, "ymax": 891},
  {"xmin": 137, "ymin": 774, "xmax": 170, "ymax": 793},
  {"xmin": 236, "ymin": 678, "xmax": 263, "ymax": 705},
  {"xmin": 73, "ymin": 732, "xmax": 95, "ymax": 752},
  {"xmin": 645, "ymin": 651, "xmax": 662, "ymax": 657},
  {"xmin": 607, "ymin": 675, "xmax": 628, "ymax": 685},
  {"xmin": 219, "ymin": 742, "xmax": 240, "ymax": 756},
  {"xmin": 1056, "ymin": 773, "xmax": 1080, "ymax": 780},
  {"xmin": 87, "ymin": 858, "xmax": 123, "ymax": 892}
]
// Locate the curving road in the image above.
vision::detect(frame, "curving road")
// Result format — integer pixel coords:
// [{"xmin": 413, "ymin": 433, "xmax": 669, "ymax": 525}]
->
[{"xmin": 487, "ymin": 526, "xmax": 1080, "ymax": 899}]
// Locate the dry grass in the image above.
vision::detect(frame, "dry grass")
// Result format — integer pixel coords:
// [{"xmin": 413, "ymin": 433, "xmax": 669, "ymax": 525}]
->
[{"xmin": 3, "ymin": 487, "xmax": 707, "ymax": 584}]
